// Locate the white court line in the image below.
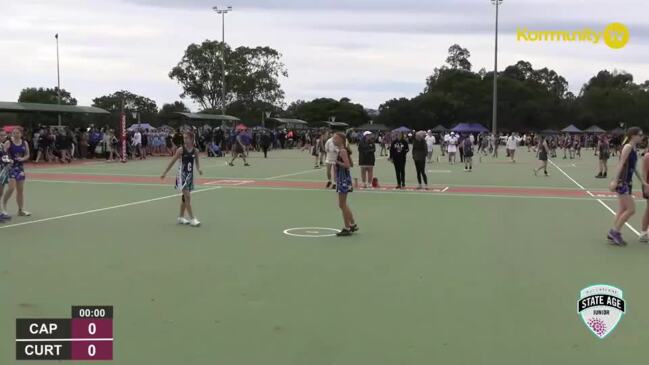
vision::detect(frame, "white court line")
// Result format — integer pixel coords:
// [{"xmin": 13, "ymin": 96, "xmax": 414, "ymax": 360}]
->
[
  {"xmin": 0, "ymin": 186, "xmax": 221, "ymax": 230},
  {"xmin": 16, "ymin": 338, "xmax": 114, "ymax": 342},
  {"xmin": 31, "ymin": 179, "xmax": 170, "ymax": 188},
  {"xmin": 215, "ymin": 184, "xmax": 607, "ymax": 202},
  {"xmin": 26, "ymin": 178, "xmax": 620, "ymax": 202},
  {"xmin": 265, "ymin": 169, "xmax": 322, "ymax": 180},
  {"xmin": 549, "ymin": 159, "xmax": 641, "ymax": 236}
]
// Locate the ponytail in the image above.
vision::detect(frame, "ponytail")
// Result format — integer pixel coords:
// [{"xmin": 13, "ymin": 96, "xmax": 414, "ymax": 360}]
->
[{"xmin": 623, "ymin": 127, "xmax": 642, "ymax": 145}]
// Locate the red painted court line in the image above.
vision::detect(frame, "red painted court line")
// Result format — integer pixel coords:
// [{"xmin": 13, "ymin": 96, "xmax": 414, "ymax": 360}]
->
[{"xmin": 26, "ymin": 172, "xmax": 610, "ymax": 199}]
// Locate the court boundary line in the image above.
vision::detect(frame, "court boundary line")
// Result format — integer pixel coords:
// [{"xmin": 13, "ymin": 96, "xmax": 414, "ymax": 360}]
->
[
  {"xmin": 30, "ymin": 171, "xmax": 592, "ymax": 191},
  {"xmin": 264, "ymin": 168, "xmax": 323, "ymax": 180},
  {"xmin": 215, "ymin": 184, "xmax": 611, "ymax": 202},
  {"xmin": 30, "ymin": 179, "xmax": 171, "ymax": 188},
  {"xmin": 0, "ymin": 186, "xmax": 221, "ymax": 230},
  {"xmin": 25, "ymin": 176, "xmax": 618, "ymax": 202},
  {"xmin": 549, "ymin": 159, "xmax": 641, "ymax": 236}
]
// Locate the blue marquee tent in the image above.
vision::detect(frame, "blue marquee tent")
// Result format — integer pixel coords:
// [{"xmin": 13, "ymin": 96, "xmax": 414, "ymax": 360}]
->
[{"xmin": 452, "ymin": 123, "xmax": 489, "ymax": 133}]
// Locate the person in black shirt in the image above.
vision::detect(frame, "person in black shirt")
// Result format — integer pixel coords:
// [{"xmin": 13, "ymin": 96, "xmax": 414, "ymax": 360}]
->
[
  {"xmin": 412, "ymin": 132, "xmax": 428, "ymax": 189},
  {"xmin": 389, "ymin": 133, "xmax": 409, "ymax": 189},
  {"xmin": 260, "ymin": 132, "xmax": 271, "ymax": 158},
  {"xmin": 357, "ymin": 132, "xmax": 376, "ymax": 189}
]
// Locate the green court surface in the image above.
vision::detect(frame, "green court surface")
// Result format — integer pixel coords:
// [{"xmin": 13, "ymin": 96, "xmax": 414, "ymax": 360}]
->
[{"xmin": 2, "ymin": 148, "xmax": 648, "ymax": 364}]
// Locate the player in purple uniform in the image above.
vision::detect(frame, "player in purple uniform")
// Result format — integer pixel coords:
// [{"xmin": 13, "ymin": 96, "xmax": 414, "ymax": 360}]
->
[
  {"xmin": 607, "ymin": 127, "xmax": 647, "ymax": 246},
  {"xmin": 2, "ymin": 127, "xmax": 31, "ymax": 217},
  {"xmin": 332, "ymin": 132, "xmax": 357, "ymax": 237}
]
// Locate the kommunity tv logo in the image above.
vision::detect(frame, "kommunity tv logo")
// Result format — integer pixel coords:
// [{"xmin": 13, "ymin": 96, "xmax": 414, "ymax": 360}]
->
[{"xmin": 517, "ymin": 22, "xmax": 630, "ymax": 49}]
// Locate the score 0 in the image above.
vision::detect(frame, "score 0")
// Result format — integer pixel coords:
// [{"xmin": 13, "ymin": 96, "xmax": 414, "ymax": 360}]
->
[{"xmin": 71, "ymin": 306, "xmax": 113, "ymax": 361}]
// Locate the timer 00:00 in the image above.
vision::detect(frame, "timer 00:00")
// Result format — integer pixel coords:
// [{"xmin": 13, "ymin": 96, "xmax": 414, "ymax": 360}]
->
[{"xmin": 78, "ymin": 309, "xmax": 106, "ymax": 318}]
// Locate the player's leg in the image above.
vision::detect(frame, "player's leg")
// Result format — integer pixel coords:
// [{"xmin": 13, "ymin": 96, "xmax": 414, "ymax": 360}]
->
[
  {"xmin": 178, "ymin": 194, "xmax": 187, "ymax": 223},
  {"xmin": 610, "ymin": 194, "xmax": 635, "ymax": 245},
  {"xmin": 326, "ymin": 163, "xmax": 333, "ymax": 188},
  {"xmin": 16, "ymin": 179, "xmax": 30, "ymax": 216},
  {"xmin": 3, "ymin": 179, "xmax": 15, "ymax": 214},
  {"xmin": 641, "ymin": 200, "xmax": 649, "ymax": 242},
  {"xmin": 184, "ymin": 192, "xmax": 194, "ymax": 220},
  {"xmin": 0, "ymin": 183, "xmax": 8, "ymax": 220}
]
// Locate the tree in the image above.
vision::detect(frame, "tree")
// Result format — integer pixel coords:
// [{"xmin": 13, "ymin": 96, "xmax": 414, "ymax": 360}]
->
[
  {"xmin": 169, "ymin": 40, "xmax": 288, "ymax": 113},
  {"xmin": 158, "ymin": 101, "xmax": 190, "ymax": 123},
  {"xmin": 18, "ymin": 87, "xmax": 77, "ymax": 105},
  {"xmin": 160, "ymin": 101, "xmax": 190, "ymax": 115},
  {"xmin": 577, "ymin": 70, "xmax": 648, "ymax": 129},
  {"xmin": 285, "ymin": 98, "xmax": 370, "ymax": 127},
  {"xmin": 92, "ymin": 90, "xmax": 158, "ymax": 124},
  {"xmin": 445, "ymin": 44, "xmax": 472, "ymax": 71}
]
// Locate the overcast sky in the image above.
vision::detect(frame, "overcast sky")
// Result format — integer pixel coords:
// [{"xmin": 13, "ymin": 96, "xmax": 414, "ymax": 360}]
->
[{"xmin": 1, "ymin": 0, "xmax": 647, "ymax": 111}]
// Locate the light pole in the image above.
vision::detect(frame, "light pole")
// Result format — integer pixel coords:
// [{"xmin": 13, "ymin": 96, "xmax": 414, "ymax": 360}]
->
[
  {"xmin": 491, "ymin": 0, "xmax": 502, "ymax": 135},
  {"xmin": 55, "ymin": 33, "xmax": 62, "ymax": 126},
  {"xmin": 213, "ymin": 6, "xmax": 233, "ymax": 116}
]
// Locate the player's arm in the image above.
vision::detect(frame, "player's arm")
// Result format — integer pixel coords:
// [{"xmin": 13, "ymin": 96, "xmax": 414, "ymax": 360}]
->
[
  {"xmin": 337, "ymin": 148, "xmax": 351, "ymax": 169},
  {"xmin": 609, "ymin": 145, "xmax": 632, "ymax": 190},
  {"xmin": 638, "ymin": 153, "xmax": 649, "ymax": 185},
  {"xmin": 195, "ymin": 152, "xmax": 203, "ymax": 175},
  {"xmin": 161, "ymin": 147, "xmax": 182, "ymax": 179},
  {"xmin": 21, "ymin": 143, "xmax": 30, "ymax": 162}
]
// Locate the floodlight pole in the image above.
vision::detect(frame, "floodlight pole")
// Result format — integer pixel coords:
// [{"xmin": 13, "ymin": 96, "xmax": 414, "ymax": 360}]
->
[
  {"xmin": 55, "ymin": 33, "xmax": 62, "ymax": 126},
  {"xmin": 491, "ymin": 0, "xmax": 502, "ymax": 135},
  {"xmin": 213, "ymin": 6, "xmax": 232, "ymax": 116}
]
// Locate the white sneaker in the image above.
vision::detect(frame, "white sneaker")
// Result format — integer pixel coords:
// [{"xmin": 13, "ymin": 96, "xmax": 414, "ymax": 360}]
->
[
  {"xmin": 177, "ymin": 217, "xmax": 190, "ymax": 225},
  {"xmin": 18, "ymin": 210, "xmax": 31, "ymax": 217},
  {"xmin": 640, "ymin": 234, "xmax": 649, "ymax": 243},
  {"xmin": 189, "ymin": 218, "xmax": 201, "ymax": 227}
]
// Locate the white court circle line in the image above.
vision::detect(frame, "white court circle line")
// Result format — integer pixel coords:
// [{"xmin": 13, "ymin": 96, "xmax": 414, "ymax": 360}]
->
[{"xmin": 283, "ymin": 227, "xmax": 341, "ymax": 238}]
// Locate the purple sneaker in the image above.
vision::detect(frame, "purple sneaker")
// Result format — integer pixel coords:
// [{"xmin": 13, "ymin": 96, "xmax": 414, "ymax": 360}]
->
[
  {"xmin": 0, "ymin": 213, "xmax": 11, "ymax": 222},
  {"xmin": 607, "ymin": 229, "xmax": 626, "ymax": 246}
]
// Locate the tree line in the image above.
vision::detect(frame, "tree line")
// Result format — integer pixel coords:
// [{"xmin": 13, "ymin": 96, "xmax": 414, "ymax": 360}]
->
[{"xmin": 7, "ymin": 42, "xmax": 649, "ymax": 131}]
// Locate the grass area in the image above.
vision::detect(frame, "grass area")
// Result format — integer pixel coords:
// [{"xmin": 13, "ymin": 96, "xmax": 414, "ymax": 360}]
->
[{"xmin": 1, "ymin": 147, "xmax": 647, "ymax": 364}]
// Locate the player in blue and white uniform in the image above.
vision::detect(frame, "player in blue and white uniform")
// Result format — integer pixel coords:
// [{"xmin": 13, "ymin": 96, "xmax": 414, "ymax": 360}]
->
[
  {"xmin": 161, "ymin": 131, "xmax": 203, "ymax": 227},
  {"xmin": 332, "ymin": 132, "xmax": 357, "ymax": 237},
  {"xmin": 2, "ymin": 127, "xmax": 31, "ymax": 218},
  {"xmin": 0, "ymin": 130, "xmax": 11, "ymax": 222}
]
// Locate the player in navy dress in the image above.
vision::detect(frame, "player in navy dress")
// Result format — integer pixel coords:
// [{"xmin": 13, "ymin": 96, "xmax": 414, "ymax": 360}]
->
[
  {"xmin": 608, "ymin": 127, "xmax": 647, "ymax": 245},
  {"xmin": 0, "ymin": 130, "xmax": 11, "ymax": 222},
  {"xmin": 161, "ymin": 132, "xmax": 203, "ymax": 227},
  {"xmin": 2, "ymin": 127, "xmax": 31, "ymax": 218},
  {"xmin": 332, "ymin": 132, "xmax": 357, "ymax": 237}
]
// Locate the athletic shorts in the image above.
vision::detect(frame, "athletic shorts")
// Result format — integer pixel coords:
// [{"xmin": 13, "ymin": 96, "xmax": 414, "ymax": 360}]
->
[
  {"xmin": 336, "ymin": 175, "xmax": 353, "ymax": 194},
  {"xmin": 9, "ymin": 166, "xmax": 25, "ymax": 182},
  {"xmin": 175, "ymin": 171, "xmax": 194, "ymax": 192},
  {"xmin": 616, "ymin": 182, "xmax": 632, "ymax": 195}
]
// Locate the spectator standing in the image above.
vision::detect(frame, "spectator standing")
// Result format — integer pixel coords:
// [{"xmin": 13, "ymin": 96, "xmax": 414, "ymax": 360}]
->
[
  {"xmin": 412, "ymin": 131, "xmax": 428, "ymax": 189},
  {"xmin": 390, "ymin": 133, "xmax": 409, "ymax": 189},
  {"xmin": 357, "ymin": 131, "xmax": 376, "ymax": 189}
]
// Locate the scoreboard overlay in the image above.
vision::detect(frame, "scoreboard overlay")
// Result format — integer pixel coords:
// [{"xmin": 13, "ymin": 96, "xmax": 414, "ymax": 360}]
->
[{"xmin": 16, "ymin": 306, "xmax": 113, "ymax": 361}]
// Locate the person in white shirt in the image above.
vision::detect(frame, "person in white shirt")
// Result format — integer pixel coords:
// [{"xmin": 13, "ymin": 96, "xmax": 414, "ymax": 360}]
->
[
  {"xmin": 506, "ymin": 133, "xmax": 522, "ymax": 163},
  {"xmin": 446, "ymin": 132, "xmax": 459, "ymax": 164},
  {"xmin": 132, "ymin": 130, "xmax": 144, "ymax": 160},
  {"xmin": 324, "ymin": 132, "xmax": 339, "ymax": 189},
  {"xmin": 425, "ymin": 131, "xmax": 436, "ymax": 163}
]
